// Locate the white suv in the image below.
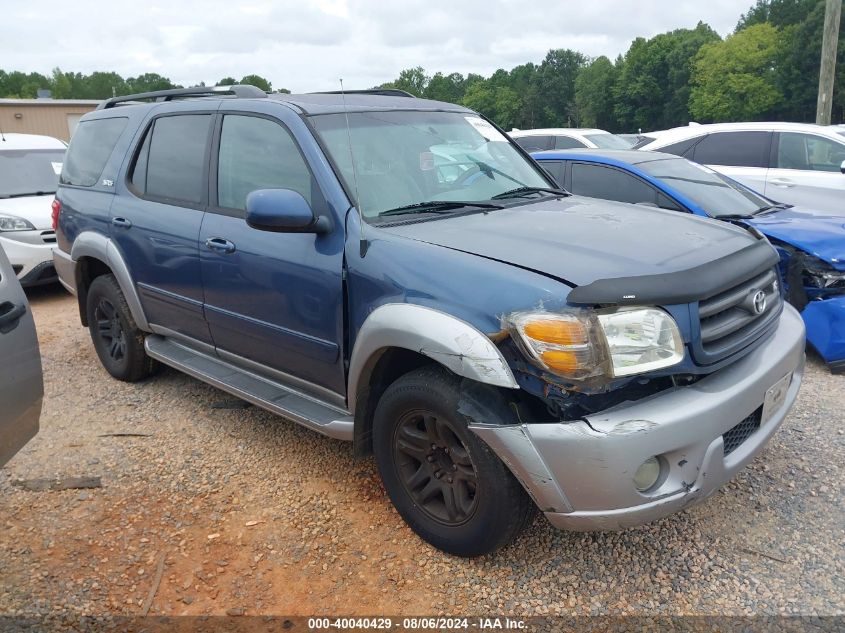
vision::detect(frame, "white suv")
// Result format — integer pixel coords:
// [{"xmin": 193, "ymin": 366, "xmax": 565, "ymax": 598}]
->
[
  {"xmin": 510, "ymin": 128, "xmax": 632, "ymax": 151},
  {"xmin": 638, "ymin": 122, "xmax": 845, "ymax": 214},
  {"xmin": 0, "ymin": 133, "xmax": 66, "ymax": 286}
]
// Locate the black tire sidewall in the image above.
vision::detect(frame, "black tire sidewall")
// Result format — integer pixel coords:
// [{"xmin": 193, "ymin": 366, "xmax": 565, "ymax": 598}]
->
[
  {"xmin": 86, "ymin": 276, "xmax": 145, "ymax": 381},
  {"xmin": 373, "ymin": 367, "xmax": 531, "ymax": 557}
]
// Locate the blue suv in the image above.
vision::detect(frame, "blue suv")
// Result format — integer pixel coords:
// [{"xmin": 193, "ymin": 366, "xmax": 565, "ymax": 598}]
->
[{"xmin": 53, "ymin": 85, "xmax": 805, "ymax": 556}]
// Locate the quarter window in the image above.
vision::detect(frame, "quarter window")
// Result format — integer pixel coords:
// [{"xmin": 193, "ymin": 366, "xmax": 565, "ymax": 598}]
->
[
  {"xmin": 514, "ymin": 136, "xmax": 553, "ymax": 151},
  {"xmin": 776, "ymin": 132, "xmax": 845, "ymax": 172},
  {"xmin": 61, "ymin": 117, "xmax": 127, "ymax": 187},
  {"xmin": 553, "ymin": 135, "xmax": 587, "ymax": 149},
  {"xmin": 216, "ymin": 115, "xmax": 313, "ymax": 211},
  {"xmin": 570, "ymin": 163, "xmax": 658, "ymax": 205},
  {"xmin": 130, "ymin": 114, "xmax": 211, "ymax": 204},
  {"xmin": 691, "ymin": 132, "xmax": 771, "ymax": 168}
]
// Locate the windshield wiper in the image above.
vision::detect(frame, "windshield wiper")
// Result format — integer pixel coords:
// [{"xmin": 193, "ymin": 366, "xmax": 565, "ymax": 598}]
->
[
  {"xmin": 716, "ymin": 213, "xmax": 755, "ymax": 220},
  {"xmin": 491, "ymin": 186, "xmax": 569, "ymax": 200},
  {"xmin": 378, "ymin": 200, "xmax": 504, "ymax": 217},
  {"xmin": 0, "ymin": 191, "xmax": 56, "ymax": 198},
  {"xmin": 753, "ymin": 203, "xmax": 792, "ymax": 215}
]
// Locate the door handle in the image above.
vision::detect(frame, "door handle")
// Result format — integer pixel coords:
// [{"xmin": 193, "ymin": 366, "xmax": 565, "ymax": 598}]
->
[
  {"xmin": 205, "ymin": 237, "xmax": 236, "ymax": 254},
  {"xmin": 0, "ymin": 301, "xmax": 26, "ymax": 333},
  {"xmin": 770, "ymin": 178, "xmax": 795, "ymax": 188},
  {"xmin": 111, "ymin": 217, "xmax": 133, "ymax": 228}
]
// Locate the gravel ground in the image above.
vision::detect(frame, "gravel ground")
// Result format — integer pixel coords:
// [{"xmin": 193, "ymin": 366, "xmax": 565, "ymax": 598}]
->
[{"xmin": 0, "ymin": 285, "xmax": 843, "ymax": 618}]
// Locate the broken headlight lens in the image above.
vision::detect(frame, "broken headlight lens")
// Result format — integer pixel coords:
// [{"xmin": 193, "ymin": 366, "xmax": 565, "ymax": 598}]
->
[
  {"xmin": 504, "ymin": 307, "xmax": 684, "ymax": 382},
  {"xmin": 804, "ymin": 257, "xmax": 845, "ymax": 290}
]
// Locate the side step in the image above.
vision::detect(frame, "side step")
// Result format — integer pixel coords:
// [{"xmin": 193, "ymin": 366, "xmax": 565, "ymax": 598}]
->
[{"xmin": 144, "ymin": 335, "xmax": 354, "ymax": 441}]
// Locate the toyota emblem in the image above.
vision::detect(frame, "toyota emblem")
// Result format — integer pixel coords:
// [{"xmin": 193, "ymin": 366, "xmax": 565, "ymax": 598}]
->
[{"xmin": 752, "ymin": 290, "xmax": 767, "ymax": 314}]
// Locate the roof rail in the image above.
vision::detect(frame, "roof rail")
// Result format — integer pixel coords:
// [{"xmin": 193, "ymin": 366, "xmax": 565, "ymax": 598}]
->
[
  {"xmin": 96, "ymin": 84, "xmax": 267, "ymax": 110},
  {"xmin": 312, "ymin": 89, "xmax": 416, "ymax": 98}
]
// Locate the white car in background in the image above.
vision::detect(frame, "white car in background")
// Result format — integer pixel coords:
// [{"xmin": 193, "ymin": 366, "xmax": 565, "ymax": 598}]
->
[
  {"xmin": 0, "ymin": 133, "xmax": 66, "ymax": 286},
  {"xmin": 510, "ymin": 128, "xmax": 632, "ymax": 151},
  {"xmin": 637, "ymin": 122, "xmax": 845, "ymax": 215}
]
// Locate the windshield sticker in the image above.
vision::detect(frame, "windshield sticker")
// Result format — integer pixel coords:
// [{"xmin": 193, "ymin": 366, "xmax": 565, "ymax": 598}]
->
[
  {"xmin": 51, "ymin": 162, "xmax": 63, "ymax": 175},
  {"xmin": 464, "ymin": 116, "xmax": 509, "ymax": 143},
  {"xmin": 419, "ymin": 151, "xmax": 434, "ymax": 171}
]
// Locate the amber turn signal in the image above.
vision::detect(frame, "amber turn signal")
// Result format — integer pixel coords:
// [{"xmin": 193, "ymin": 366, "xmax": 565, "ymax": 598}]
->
[{"xmin": 523, "ymin": 319, "xmax": 588, "ymax": 345}]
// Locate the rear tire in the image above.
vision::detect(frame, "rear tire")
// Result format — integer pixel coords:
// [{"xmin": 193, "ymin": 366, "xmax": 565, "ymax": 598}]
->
[
  {"xmin": 372, "ymin": 366, "xmax": 534, "ymax": 557},
  {"xmin": 86, "ymin": 274, "xmax": 156, "ymax": 382}
]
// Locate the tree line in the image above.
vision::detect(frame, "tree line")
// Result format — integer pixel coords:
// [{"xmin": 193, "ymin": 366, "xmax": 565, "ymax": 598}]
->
[
  {"xmin": 0, "ymin": 70, "xmax": 283, "ymax": 101},
  {"xmin": 380, "ymin": 0, "xmax": 844, "ymax": 131},
  {"xmin": 1, "ymin": 0, "xmax": 842, "ymax": 132}
]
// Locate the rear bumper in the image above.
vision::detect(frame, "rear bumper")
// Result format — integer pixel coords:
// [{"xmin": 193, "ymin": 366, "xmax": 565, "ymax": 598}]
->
[
  {"xmin": 802, "ymin": 295, "xmax": 845, "ymax": 369},
  {"xmin": 53, "ymin": 247, "xmax": 77, "ymax": 295},
  {"xmin": 472, "ymin": 304, "xmax": 806, "ymax": 531}
]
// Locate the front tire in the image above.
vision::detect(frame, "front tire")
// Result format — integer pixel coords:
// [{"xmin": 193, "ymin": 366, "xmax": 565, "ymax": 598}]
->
[
  {"xmin": 372, "ymin": 366, "xmax": 534, "ymax": 557},
  {"xmin": 86, "ymin": 274, "xmax": 156, "ymax": 382}
]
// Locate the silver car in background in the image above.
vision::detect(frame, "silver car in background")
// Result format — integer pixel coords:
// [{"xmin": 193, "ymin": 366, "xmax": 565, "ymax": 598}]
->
[{"xmin": 0, "ymin": 246, "xmax": 42, "ymax": 466}]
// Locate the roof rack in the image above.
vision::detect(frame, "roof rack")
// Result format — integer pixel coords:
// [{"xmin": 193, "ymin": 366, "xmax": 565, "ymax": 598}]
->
[
  {"xmin": 97, "ymin": 84, "xmax": 267, "ymax": 110},
  {"xmin": 312, "ymin": 89, "xmax": 415, "ymax": 98}
]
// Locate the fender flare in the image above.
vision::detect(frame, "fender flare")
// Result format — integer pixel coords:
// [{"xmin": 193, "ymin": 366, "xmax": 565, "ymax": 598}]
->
[
  {"xmin": 347, "ymin": 303, "xmax": 518, "ymax": 413},
  {"xmin": 70, "ymin": 231, "xmax": 151, "ymax": 331}
]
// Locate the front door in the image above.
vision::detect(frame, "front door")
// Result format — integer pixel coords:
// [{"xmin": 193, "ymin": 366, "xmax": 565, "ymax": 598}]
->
[
  {"xmin": 112, "ymin": 110, "xmax": 214, "ymax": 344},
  {"xmin": 200, "ymin": 110, "xmax": 346, "ymax": 396},
  {"xmin": 766, "ymin": 132, "xmax": 845, "ymax": 213},
  {"xmin": 0, "ymin": 247, "xmax": 42, "ymax": 466}
]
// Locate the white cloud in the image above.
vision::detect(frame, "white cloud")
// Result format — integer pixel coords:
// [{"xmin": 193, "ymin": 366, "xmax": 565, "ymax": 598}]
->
[{"xmin": 1, "ymin": 0, "xmax": 747, "ymax": 92}]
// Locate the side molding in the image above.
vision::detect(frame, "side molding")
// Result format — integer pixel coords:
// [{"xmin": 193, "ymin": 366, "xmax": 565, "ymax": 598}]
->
[
  {"xmin": 70, "ymin": 231, "xmax": 151, "ymax": 331},
  {"xmin": 347, "ymin": 303, "xmax": 518, "ymax": 413}
]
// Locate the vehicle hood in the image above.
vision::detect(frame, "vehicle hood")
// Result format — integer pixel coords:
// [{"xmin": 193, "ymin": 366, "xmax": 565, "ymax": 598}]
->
[
  {"xmin": 748, "ymin": 206, "xmax": 845, "ymax": 271},
  {"xmin": 0, "ymin": 195, "xmax": 53, "ymax": 230},
  {"xmin": 379, "ymin": 196, "xmax": 758, "ymax": 288}
]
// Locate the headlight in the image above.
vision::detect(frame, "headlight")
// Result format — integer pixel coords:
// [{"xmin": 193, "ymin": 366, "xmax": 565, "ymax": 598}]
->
[
  {"xmin": 504, "ymin": 307, "xmax": 684, "ymax": 382},
  {"xmin": 0, "ymin": 214, "xmax": 36, "ymax": 232}
]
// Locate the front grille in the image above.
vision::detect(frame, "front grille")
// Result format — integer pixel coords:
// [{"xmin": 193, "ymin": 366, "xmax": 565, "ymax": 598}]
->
[
  {"xmin": 723, "ymin": 408, "xmax": 762, "ymax": 456},
  {"xmin": 40, "ymin": 230, "xmax": 56, "ymax": 244},
  {"xmin": 697, "ymin": 267, "xmax": 781, "ymax": 356}
]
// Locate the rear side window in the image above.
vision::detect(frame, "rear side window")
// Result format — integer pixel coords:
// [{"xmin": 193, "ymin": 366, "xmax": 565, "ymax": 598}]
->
[
  {"xmin": 216, "ymin": 115, "xmax": 313, "ymax": 211},
  {"xmin": 61, "ymin": 117, "xmax": 127, "ymax": 187},
  {"xmin": 514, "ymin": 135, "xmax": 552, "ymax": 151},
  {"xmin": 538, "ymin": 160, "xmax": 565, "ymax": 187},
  {"xmin": 691, "ymin": 132, "xmax": 771, "ymax": 168},
  {"xmin": 570, "ymin": 163, "xmax": 658, "ymax": 205},
  {"xmin": 130, "ymin": 114, "xmax": 211, "ymax": 204},
  {"xmin": 553, "ymin": 135, "xmax": 587, "ymax": 149}
]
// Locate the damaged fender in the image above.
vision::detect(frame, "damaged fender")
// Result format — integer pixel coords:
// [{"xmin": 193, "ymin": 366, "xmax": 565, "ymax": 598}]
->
[{"xmin": 802, "ymin": 295, "xmax": 845, "ymax": 370}]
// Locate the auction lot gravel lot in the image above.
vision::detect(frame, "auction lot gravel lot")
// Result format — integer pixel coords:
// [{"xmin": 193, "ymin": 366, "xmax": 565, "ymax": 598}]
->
[{"xmin": 1, "ymin": 285, "xmax": 843, "ymax": 618}]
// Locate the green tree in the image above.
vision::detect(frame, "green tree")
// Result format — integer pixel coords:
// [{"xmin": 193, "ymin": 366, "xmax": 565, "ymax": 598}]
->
[
  {"xmin": 239, "ymin": 74, "xmax": 272, "ymax": 92},
  {"xmin": 126, "ymin": 73, "xmax": 178, "ymax": 93},
  {"xmin": 689, "ymin": 23, "xmax": 784, "ymax": 121},
  {"xmin": 736, "ymin": 0, "xmax": 819, "ymax": 29},
  {"xmin": 0, "ymin": 70, "xmax": 50, "ymax": 97},
  {"xmin": 383, "ymin": 67, "xmax": 428, "ymax": 96},
  {"xmin": 536, "ymin": 49, "xmax": 587, "ymax": 126},
  {"xmin": 575, "ymin": 56, "xmax": 618, "ymax": 130},
  {"xmin": 216, "ymin": 76, "xmax": 238, "ymax": 86},
  {"xmin": 423, "ymin": 72, "xmax": 465, "ymax": 102}
]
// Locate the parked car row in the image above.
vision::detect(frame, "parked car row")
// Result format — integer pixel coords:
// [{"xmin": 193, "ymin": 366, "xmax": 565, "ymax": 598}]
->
[{"xmin": 45, "ymin": 86, "xmax": 808, "ymax": 556}]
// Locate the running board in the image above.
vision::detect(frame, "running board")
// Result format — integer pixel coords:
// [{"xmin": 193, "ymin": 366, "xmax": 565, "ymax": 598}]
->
[{"xmin": 144, "ymin": 335, "xmax": 354, "ymax": 441}]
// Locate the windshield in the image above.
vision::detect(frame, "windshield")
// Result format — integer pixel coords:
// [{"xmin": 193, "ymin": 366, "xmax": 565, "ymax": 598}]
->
[
  {"xmin": 584, "ymin": 133, "xmax": 633, "ymax": 150},
  {"xmin": 0, "ymin": 149, "xmax": 65, "ymax": 198},
  {"xmin": 638, "ymin": 157, "xmax": 771, "ymax": 217},
  {"xmin": 310, "ymin": 110, "xmax": 551, "ymax": 219}
]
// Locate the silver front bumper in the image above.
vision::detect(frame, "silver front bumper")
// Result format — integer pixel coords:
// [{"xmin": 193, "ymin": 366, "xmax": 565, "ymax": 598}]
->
[{"xmin": 472, "ymin": 303, "xmax": 806, "ymax": 531}]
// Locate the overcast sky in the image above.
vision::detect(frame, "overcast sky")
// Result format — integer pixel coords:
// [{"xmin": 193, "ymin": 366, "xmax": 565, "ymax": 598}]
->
[{"xmin": 4, "ymin": 1, "xmax": 749, "ymax": 92}]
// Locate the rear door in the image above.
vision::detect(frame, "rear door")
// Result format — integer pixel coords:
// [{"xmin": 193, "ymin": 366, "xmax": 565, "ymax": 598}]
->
[
  {"xmin": 766, "ymin": 131, "xmax": 845, "ymax": 212},
  {"xmin": 0, "ymin": 246, "xmax": 42, "ymax": 466},
  {"xmin": 689, "ymin": 131, "xmax": 772, "ymax": 195}
]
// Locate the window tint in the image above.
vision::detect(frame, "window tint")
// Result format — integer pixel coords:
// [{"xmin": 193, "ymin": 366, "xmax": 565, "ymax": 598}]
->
[
  {"xmin": 654, "ymin": 136, "xmax": 700, "ymax": 157},
  {"xmin": 570, "ymin": 163, "xmax": 658, "ymax": 205},
  {"xmin": 131, "ymin": 115, "xmax": 211, "ymax": 204},
  {"xmin": 217, "ymin": 115, "xmax": 313, "ymax": 211},
  {"xmin": 553, "ymin": 135, "xmax": 586, "ymax": 149},
  {"xmin": 538, "ymin": 160, "xmax": 565, "ymax": 186},
  {"xmin": 691, "ymin": 131, "xmax": 771, "ymax": 168},
  {"xmin": 61, "ymin": 117, "xmax": 127, "ymax": 186},
  {"xmin": 514, "ymin": 135, "xmax": 552, "ymax": 151},
  {"xmin": 776, "ymin": 132, "xmax": 845, "ymax": 172}
]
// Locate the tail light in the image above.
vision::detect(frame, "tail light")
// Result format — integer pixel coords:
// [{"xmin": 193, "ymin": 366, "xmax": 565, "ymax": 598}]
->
[{"xmin": 51, "ymin": 198, "xmax": 61, "ymax": 230}]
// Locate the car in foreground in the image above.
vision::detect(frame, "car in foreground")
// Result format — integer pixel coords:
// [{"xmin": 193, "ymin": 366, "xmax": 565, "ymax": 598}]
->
[
  {"xmin": 510, "ymin": 127, "xmax": 632, "ymax": 151},
  {"xmin": 0, "ymin": 245, "xmax": 42, "ymax": 467},
  {"xmin": 636, "ymin": 122, "xmax": 845, "ymax": 216},
  {"xmin": 532, "ymin": 148, "xmax": 844, "ymax": 372},
  {"xmin": 0, "ymin": 133, "xmax": 66, "ymax": 287},
  {"xmin": 54, "ymin": 86, "xmax": 804, "ymax": 556}
]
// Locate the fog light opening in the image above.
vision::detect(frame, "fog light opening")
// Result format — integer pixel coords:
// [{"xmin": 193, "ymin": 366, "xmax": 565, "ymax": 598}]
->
[{"xmin": 633, "ymin": 456, "xmax": 664, "ymax": 493}]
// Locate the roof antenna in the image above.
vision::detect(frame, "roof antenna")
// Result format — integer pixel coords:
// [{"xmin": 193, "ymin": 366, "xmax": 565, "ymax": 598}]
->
[
  {"xmin": 0, "ymin": 124, "xmax": 6, "ymax": 142},
  {"xmin": 339, "ymin": 78, "xmax": 368, "ymax": 257}
]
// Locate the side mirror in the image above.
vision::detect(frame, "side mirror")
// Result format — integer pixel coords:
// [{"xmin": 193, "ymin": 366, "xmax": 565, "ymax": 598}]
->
[
  {"xmin": 840, "ymin": 159, "xmax": 845, "ymax": 174},
  {"xmin": 245, "ymin": 189, "xmax": 332, "ymax": 234}
]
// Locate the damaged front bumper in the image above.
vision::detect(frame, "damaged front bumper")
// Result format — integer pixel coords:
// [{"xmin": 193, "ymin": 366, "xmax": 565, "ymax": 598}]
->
[
  {"xmin": 471, "ymin": 304, "xmax": 806, "ymax": 531},
  {"xmin": 802, "ymin": 295, "xmax": 845, "ymax": 373}
]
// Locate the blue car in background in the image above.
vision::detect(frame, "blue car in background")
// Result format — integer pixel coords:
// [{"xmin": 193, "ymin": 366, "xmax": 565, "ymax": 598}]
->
[{"xmin": 532, "ymin": 149, "xmax": 845, "ymax": 373}]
